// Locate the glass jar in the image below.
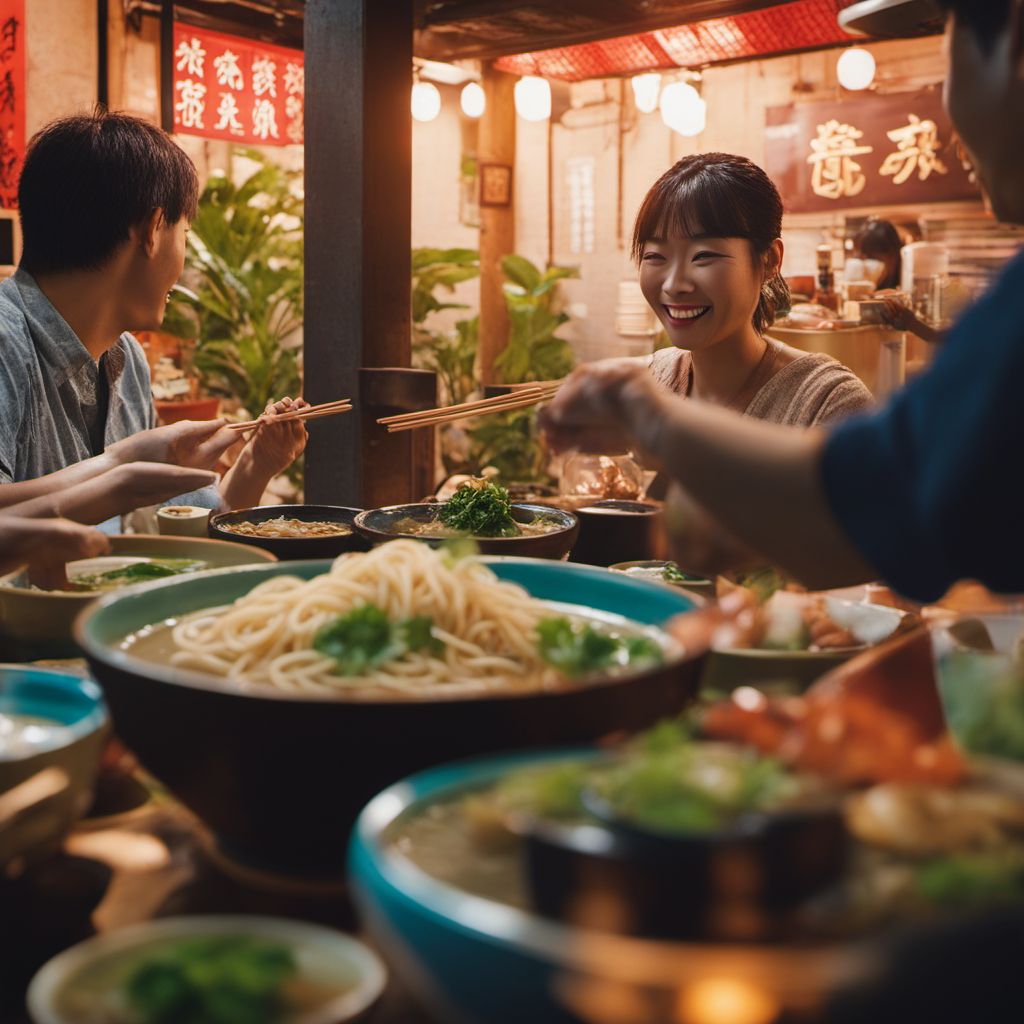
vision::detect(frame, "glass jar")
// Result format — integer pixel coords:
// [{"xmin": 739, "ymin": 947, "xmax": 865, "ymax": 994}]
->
[{"xmin": 559, "ymin": 452, "xmax": 645, "ymax": 501}]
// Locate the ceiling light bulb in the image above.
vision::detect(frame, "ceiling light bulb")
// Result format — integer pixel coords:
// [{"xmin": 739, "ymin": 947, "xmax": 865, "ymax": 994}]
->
[
  {"xmin": 411, "ymin": 81, "xmax": 441, "ymax": 122},
  {"xmin": 836, "ymin": 48, "xmax": 876, "ymax": 91},
  {"xmin": 631, "ymin": 72, "xmax": 662, "ymax": 114},
  {"xmin": 514, "ymin": 76, "xmax": 551, "ymax": 122},
  {"xmin": 460, "ymin": 81, "xmax": 485, "ymax": 118},
  {"xmin": 659, "ymin": 81, "xmax": 706, "ymax": 137}
]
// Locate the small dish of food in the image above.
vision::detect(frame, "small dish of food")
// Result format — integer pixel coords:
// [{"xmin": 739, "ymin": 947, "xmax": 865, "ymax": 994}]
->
[
  {"xmin": 703, "ymin": 574, "xmax": 914, "ymax": 692},
  {"xmin": 27, "ymin": 915, "xmax": 386, "ymax": 1024},
  {"xmin": 0, "ymin": 536, "xmax": 276, "ymax": 659},
  {"xmin": 609, "ymin": 560, "xmax": 713, "ymax": 595},
  {"xmin": 209, "ymin": 505, "xmax": 369, "ymax": 561},
  {"xmin": 355, "ymin": 479, "xmax": 579, "ymax": 560}
]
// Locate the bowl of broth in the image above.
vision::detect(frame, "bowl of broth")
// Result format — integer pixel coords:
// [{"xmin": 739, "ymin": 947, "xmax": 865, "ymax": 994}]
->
[
  {"xmin": 74, "ymin": 546, "xmax": 704, "ymax": 876},
  {"xmin": 209, "ymin": 504, "xmax": 370, "ymax": 561},
  {"xmin": 0, "ymin": 535, "xmax": 277, "ymax": 660},
  {"xmin": 571, "ymin": 500, "xmax": 663, "ymax": 567},
  {"xmin": 0, "ymin": 666, "xmax": 109, "ymax": 871},
  {"xmin": 354, "ymin": 503, "xmax": 579, "ymax": 560},
  {"xmin": 27, "ymin": 915, "xmax": 386, "ymax": 1024}
]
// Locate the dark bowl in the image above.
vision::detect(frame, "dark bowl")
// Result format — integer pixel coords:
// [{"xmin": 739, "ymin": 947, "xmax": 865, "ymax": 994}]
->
[
  {"xmin": 570, "ymin": 500, "xmax": 663, "ymax": 567},
  {"xmin": 208, "ymin": 505, "xmax": 369, "ymax": 561},
  {"xmin": 353, "ymin": 504, "xmax": 579, "ymax": 561},
  {"xmin": 524, "ymin": 789, "xmax": 848, "ymax": 942},
  {"xmin": 74, "ymin": 558, "xmax": 704, "ymax": 878}
]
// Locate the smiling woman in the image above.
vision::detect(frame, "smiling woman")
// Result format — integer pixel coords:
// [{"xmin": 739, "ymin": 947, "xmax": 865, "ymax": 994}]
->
[{"xmin": 632, "ymin": 153, "xmax": 873, "ymax": 427}]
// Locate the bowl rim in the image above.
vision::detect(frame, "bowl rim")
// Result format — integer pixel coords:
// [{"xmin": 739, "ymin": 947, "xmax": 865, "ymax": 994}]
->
[
  {"xmin": 353, "ymin": 502, "xmax": 579, "ymax": 542},
  {"xmin": 0, "ymin": 664, "xmax": 108, "ymax": 745},
  {"xmin": 0, "ymin": 535, "xmax": 277, "ymax": 600},
  {"xmin": 209, "ymin": 503, "xmax": 366, "ymax": 530},
  {"xmin": 73, "ymin": 556, "xmax": 696, "ymax": 706},
  {"xmin": 26, "ymin": 914, "xmax": 387, "ymax": 1024},
  {"xmin": 349, "ymin": 750, "xmax": 876, "ymax": 989}
]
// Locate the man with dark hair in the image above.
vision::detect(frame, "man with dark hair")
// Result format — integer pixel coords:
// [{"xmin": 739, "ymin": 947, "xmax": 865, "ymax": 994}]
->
[
  {"xmin": 542, "ymin": 0, "xmax": 1024, "ymax": 605},
  {"xmin": 0, "ymin": 111, "xmax": 306, "ymax": 521}
]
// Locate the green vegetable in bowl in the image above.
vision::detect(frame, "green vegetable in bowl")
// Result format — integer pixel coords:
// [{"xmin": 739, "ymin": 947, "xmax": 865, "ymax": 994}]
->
[
  {"xmin": 914, "ymin": 851, "xmax": 1024, "ymax": 909},
  {"xmin": 126, "ymin": 935, "xmax": 296, "ymax": 1024},
  {"xmin": 313, "ymin": 602, "xmax": 442, "ymax": 676},
  {"xmin": 67, "ymin": 558, "xmax": 207, "ymax": 592},
  {"xmin": 536, "ymin": 617, "xmax": 662, "ymax": 678},
  {"xmin": 439, "ymin": 479, "xmax": 519, "ymax": 537},
  {"xmin": 595, "ymin": 720, "xmax": 793, "ymax": 835}
]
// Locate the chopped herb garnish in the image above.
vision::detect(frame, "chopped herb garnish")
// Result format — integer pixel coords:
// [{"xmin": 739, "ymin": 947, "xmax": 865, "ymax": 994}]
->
[
  {"xmin": 313, "ymin": 602, "xmax": 443, "ymax": 676},
  {"xmin": 126, "ymin": 935, "xmax": 296, "ymax": 1024},
  {"xmin": 66, "ymin": 558, "xmax": 206, "ymax": 592},
  {"xmin": 439, "ymin": 479, "xmax": 520, "ymax": 538},
  {"xmin": 536, "ymin": 616, "xmax": 662, "ymax": 678}
]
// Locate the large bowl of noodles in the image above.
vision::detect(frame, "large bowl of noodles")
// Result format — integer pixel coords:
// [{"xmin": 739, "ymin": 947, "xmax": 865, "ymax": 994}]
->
[{"xmin": 74, "ymin": 543, "xmax": 705, "ymax": 876}]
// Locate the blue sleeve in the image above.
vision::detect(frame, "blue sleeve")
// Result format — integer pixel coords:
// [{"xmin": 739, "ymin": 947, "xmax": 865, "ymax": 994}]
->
[{"xmin": 821, "ymin": 251, "xmax": 1024, "ymax": 603}]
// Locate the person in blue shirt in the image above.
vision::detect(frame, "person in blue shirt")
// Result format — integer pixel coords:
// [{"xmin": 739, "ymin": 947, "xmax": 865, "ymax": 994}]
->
[{"xmin": 541, "ymin": 0, "xmax": 1023, "ymax": 604}]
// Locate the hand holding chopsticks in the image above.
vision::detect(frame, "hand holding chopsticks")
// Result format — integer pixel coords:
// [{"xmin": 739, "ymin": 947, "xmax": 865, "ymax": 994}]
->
[
  {"xmin": 378, "ymin": 381, "xmax": 563, "ymax": 433},
  {"xmin": 228, "ymin": 398, "xmax": 353, "ymax": 432}
]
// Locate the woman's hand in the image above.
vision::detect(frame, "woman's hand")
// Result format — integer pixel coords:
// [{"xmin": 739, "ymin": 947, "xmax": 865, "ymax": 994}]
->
[
  {"xmin": 539, "ymin": 363, "xmax": 665, "ymax": 458},
  {"xmin": 879, "ymin": 298, "xmax": 942, "ymax": 343},
  {"xmin": 107, "ymin": 418, "xmax": 237, "ymax": 472},
  {"xmin": 0, "ymin": 514, "xmax": 111, "ymax": 587},
  {"xmin": 5, "ymin": 464, "xmax": 219, "ymax": 524},
  {"xmin": 246, "ymin": 396, "xmax": 309, "ymax": 478}
]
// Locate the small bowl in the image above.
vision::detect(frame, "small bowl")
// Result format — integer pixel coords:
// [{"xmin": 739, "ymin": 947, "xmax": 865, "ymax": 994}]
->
[
  {"xmin": 524, "ymin": 787, "xmax": 847, "ymax": 941},
  {"xmin": 155, "ymin": 505, "xmax": 212, "ymax": 538},
  {"xmin": 27, "ymin": 915, "xmax": 387, "ymax": 1024},
  {"xmin": 0, "ymin": 666, "xmax": 109, "ymax": 871},
  {"xmin": 209, "ymin": 505, "xmax": 370, "ymax": 561},
  {"xmin": 354, "ymin": 503, "xmax": 579, "ymax": 561},
  {"xmin": 571, "ymin": 500, "xmax": 663, "ymax": 567},
  {"xmin": 0, "ymin": 535, "xmax": 277, "ymax": 660},
  {"xmin": 609, "ymin": 560, "xmax": 714, "ymax": 595}
]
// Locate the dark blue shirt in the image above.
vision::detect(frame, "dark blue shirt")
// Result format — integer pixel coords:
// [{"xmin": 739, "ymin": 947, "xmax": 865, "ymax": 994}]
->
[{"xmin": 822, "ymin": 248, "xmax": 1024, "ymax": 603}]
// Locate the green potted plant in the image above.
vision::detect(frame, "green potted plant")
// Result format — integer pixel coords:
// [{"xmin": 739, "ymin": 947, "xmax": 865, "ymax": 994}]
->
[{"xmin": 162, "ymin": 149, "xmax": 303, "ymax": 422}]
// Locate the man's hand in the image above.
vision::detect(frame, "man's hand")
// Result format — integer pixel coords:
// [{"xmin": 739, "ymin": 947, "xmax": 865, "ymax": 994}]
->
[
  {"xmin": 245, "ymin": 396, "xmax": 309, "ymax": 478},
  {"xmin": 0, "ymin": 514, "xmax": 111, "ymax": 588},
  {"xmin": 539, "ymin": 363, "xmax": 665, "ymax": 458},
  {"xmin": 107, "ymin": 418, "xmax": 238, "ymax": 472}
]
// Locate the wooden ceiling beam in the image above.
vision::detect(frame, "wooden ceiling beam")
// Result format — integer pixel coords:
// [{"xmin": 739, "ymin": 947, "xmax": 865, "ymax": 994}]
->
[{"xmin": 414, "ymin": 0, "xmax": 785, "ymax": 61}]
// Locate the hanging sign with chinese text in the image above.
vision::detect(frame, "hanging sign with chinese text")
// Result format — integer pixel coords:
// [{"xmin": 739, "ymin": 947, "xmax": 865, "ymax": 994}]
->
[
  {"xmin": 765, "ymin": 89, "xmax": 978, "ymax": 213},
  {"xmin": 0, "ymin": 0, "xmax": 24, "ymax": 208},
  {"xmin": 172, "ymin": 24, "xmax": 303, "ymax": 146}
]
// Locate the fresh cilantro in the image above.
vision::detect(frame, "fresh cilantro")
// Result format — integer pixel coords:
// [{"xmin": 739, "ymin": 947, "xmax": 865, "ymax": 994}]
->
[
  {"xmin": 439, "ymin": 479, "xmax": 520, "ymax": 537},
  {"xmin": 313, "ymin": 603, "xmax": 443, "ymax": 676},
  {"xmin": 126, "ymin": 935, "xmax": 296, "ymax": 1024},
  {"xmin": 536, "ymin": 617, "xmax": 662, "ymax": 678}
]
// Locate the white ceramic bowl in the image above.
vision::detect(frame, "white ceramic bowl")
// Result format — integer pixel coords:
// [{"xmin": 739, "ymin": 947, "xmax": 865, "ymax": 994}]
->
[{"xmin": 27, "ymin": 915, "xmax": 387, "ymax": 1024}]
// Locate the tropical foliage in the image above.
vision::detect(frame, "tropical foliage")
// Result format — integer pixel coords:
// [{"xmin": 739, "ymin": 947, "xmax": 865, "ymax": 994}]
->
[{"xmin": 162, "ymin": 149, "xmax": 303, "ymax": 418}]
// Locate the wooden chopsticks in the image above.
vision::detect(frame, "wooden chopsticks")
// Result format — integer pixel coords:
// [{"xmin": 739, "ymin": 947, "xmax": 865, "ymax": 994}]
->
[
  {"xmin": 378, "ymin": 381, "xmax": 563, "ymax": 433},
  {"xmin": 227, "ymin": 398, "xmax": 353, "ymax": 432}
]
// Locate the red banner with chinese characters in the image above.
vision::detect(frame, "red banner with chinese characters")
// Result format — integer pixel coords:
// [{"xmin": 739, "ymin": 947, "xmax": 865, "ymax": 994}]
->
[
  {"xmin": 0, "ymin": 0, "xmax": 25, "ymax": 208},
  {"xmin": 172, "ymin": 24, "xmax": 303, "ymax": 146},
  {"xmin": 765, "ymin": 89, "xmax": 979, "ymax": 213}
]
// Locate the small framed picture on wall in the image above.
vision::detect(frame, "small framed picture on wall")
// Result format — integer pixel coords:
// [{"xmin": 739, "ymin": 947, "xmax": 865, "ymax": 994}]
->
[{"xmin": 479, "ymin": 162, "xmax": 513, "ymax": 207}]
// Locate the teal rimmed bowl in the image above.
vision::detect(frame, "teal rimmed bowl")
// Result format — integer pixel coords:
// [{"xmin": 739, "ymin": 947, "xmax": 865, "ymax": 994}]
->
[
  {"xmin": 348, "ymin": 751, "xmax": 877, "ymax": 1024},
  {"xmin": 75, "ymin": 557, "xmax": 704, "ymax": 877},
  {"xmin": 0, "ymin": 666, "xmax": 109, "ymax": 869}
]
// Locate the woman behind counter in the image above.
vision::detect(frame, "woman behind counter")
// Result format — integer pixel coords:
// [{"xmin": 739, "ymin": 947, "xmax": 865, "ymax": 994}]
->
[{"xmin": 634, "ymin": 153, "xmax": 873, "ymax": 426}]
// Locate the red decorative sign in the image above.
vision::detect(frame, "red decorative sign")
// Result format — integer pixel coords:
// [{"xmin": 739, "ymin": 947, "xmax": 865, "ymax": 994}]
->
[
  {"xmin": 0, "ymin": 0, "xmax": 25, "ymax": 208},
  {"xmin": 765, "ymin": 89, "xmax": 979, "ymax": 213},
  {"xmin": 172, "ymin": 24, "xmax": 303, "ymax": 147}
]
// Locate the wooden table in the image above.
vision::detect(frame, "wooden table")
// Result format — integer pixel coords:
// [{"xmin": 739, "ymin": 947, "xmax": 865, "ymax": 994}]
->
[{"xmin": 1, "ymin": 774, "xmax": 439, "ymax": 1024}]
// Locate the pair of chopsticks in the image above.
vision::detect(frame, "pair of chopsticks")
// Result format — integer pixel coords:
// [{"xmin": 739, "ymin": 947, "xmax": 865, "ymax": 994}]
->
[
  {"xmin": 378, "ymin": 380, "xmax": 563, "ymax": 433},
  {"xmin": 227, "ymin": 398, "xmax": 353, "ymax": 432}
]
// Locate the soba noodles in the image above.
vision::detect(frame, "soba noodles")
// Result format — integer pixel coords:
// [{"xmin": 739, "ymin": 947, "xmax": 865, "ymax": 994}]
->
[
  {"xmin": 168, "ymin": 540, "xmax": 567, "ymax": 697},
  {"xmin": 221, "ymin": 517, "xmax": 352, "ymax": 539}
]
